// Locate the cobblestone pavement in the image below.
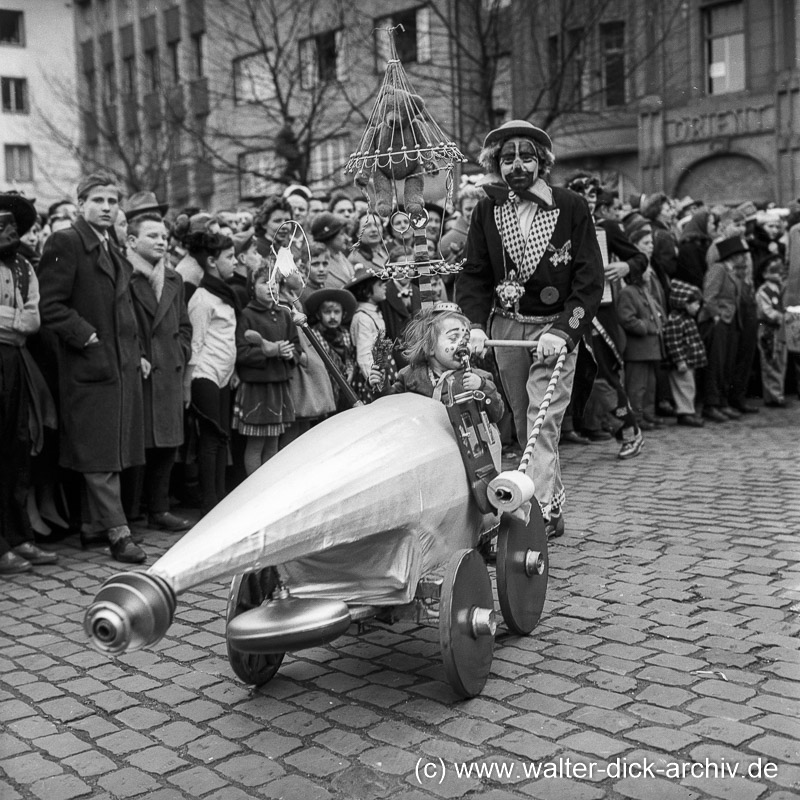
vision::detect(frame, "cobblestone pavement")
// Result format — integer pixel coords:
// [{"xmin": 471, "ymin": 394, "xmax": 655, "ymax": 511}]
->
[{"xmin": 1, "ymin": 405, "xmax": 799, "ymax": 800}]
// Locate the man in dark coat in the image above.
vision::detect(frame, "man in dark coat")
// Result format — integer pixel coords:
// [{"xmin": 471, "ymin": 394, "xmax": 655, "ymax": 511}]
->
[
  {"xmin": 38, "ymin": 172, "xmax": 146, "ymax": 563},
  {"xmin": 455, "ymin": 120, "xmax": 604, "ymax": 539},
  {"xmin": 126, "ymin": 208, "xmax": 193, "ymax": 532}
]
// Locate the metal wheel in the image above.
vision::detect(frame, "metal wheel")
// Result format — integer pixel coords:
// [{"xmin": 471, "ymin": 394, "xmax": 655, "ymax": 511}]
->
[
  {"xmin": 496, "ymin": 507, "xmax": 548, "ymax": 635},
  {"xmin": 225, "ymin": 567, "xmax": 284, "ymax": 685},
  {"xmin": 439, "ymin": 548, "xmax": 496, "ymax": 698}
]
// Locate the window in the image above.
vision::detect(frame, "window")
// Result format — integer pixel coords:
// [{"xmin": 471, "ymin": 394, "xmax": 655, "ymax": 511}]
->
[
  {"xmin": 704, "ymin": 1, "xmax": 745, "ymax": 95},
  {"xmin": 600, "ymin": 21, "xmax": 625, "ymax": 107},
  {"xmin": 168, "ymin": 41, "xmax": 181, "ymax": 84},
  {"xmin": 299, "ymin": 30, "xmax": 346, "ymax": 89},
  {"xmin": 238, "ymin": 149, "xmax": 283, "ymax": 199},
  {"xmin": 5, "ymin": 145, "xmax": 33, "ymax": 182},
  {"xmin": 144, "ymin": 48, "xmax": 160, "ymax": 92},
  {"xmin": 375, "ymin": 6, "xmax": 431, "ymax": 67},
  {"xmin": 122, "ymin": 56, "xmax": 135, "ymax": 95},
  {"xmin": 0, "ymin": 10, "xmax": 24, "ymax": 46},
  {"xmin": 491, "ymin": 54, "xmax": 511, "ymax": 126},
  {"xmin": 308, "ymin": 136, "xmax": 349, "ymax": 188},
  {"xmin": 233, "ymin": 52, "xmax": 276, "ymax": 104},
  {"xmin": 1, "ymin": 77, "xmax": 28, "ymax": 113},
  {"xmin": 102, "ymin": 62, "xmax": 117, "ymax": 106},
  {"xmin": 191, "ymin": 32, "xmax": 204, "ymax": 78}
]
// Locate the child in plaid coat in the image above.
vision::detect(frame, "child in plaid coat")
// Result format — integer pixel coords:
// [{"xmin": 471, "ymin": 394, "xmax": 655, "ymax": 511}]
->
[{"xmin": 663, "ymin": 279, "xmax": 707, "ymax": 426}]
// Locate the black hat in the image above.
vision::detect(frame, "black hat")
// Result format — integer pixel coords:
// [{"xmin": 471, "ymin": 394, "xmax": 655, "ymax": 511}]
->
[
  {"xmin": 304, "ymin": 288, "xmax": 357, "ymax": 323},
  {"xmin": 310, "ymin": 212, "xmax": 347, "ymax": 243},
  {"xmin": 344, "ymin": 265, "xmax": 380, "ymax": 293},
  {"xmin": 0, "ymin": 193, "xmax": 37, "ymax": 235},
  {"xmin": 716, "ymin": 236, "xmax": 749, "ymax": 262}
]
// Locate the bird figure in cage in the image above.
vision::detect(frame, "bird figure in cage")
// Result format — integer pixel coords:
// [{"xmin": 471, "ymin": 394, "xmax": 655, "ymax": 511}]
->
[{"xmin": 357, "ymin": 88, "xmax": 429, "ymax": 221}]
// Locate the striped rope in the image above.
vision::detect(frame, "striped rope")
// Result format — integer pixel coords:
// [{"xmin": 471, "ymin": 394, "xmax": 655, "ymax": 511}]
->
[{"xmin": 517, "ymin": 350, "xmax": 568, "ymax": 474}]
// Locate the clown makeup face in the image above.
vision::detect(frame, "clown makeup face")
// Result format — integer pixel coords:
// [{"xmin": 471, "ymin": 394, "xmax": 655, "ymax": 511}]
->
[
  {"xmin": 430, "ymin": 316, "xmax": 470, "ymax": 373},
  {"xmin": 499, "ymin": 137, "xmax": 538, "ymax": 194}
]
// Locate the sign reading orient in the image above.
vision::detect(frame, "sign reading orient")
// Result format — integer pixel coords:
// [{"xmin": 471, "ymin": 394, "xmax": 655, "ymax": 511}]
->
[{"xmin": 665, "ymin": 105, "xmax": 775, "ymax": 144}]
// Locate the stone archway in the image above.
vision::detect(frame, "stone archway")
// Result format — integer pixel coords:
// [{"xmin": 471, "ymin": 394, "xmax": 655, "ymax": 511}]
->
[{"xmin": 674, "ymin": 153, "xmax": 773, "ymax": 205}]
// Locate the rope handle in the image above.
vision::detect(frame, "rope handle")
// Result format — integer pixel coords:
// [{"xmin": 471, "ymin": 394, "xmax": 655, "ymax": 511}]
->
[{"xmin": 517, "ymin": 351, "xmax": 568, "ymax": 474}]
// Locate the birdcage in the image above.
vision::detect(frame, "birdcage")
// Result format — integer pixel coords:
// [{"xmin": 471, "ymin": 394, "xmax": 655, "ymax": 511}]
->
[{"xmin": 345, "ymin": 26, "xmax": 467, "ymax": 307}]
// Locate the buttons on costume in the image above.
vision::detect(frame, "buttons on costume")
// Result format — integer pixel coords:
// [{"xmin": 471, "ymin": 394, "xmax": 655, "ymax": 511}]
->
[
  {"xmin": 540, "ymin": 286, "xmax": 559, "ymax": 305},
  {"xmin": 568, "ymin": 306, "xmax": 586, "ymax": 329}
]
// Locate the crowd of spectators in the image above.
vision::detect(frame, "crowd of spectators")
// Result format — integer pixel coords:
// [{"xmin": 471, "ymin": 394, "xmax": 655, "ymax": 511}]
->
[{"xmin": 2, "ymin": 168, "xmax": 798, "ymax": 574}]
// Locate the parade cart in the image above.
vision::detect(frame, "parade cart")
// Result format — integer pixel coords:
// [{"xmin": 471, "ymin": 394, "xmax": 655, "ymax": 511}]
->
[{"xmin": 84, "ymin": 389, "xmax": 551, "ymax": 698}]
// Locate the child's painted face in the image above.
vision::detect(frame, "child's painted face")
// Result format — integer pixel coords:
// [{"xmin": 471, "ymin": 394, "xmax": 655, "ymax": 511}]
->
[
  {"xmin": 430, "ymin": 317, "xmax": 470, "ymax": 372},
  {"xmin": 319, "ymin": 300, "xmax": 344, "ymax": 329},
  {"xmin": 686, "ymin": 299, "xmax": 701, "ymax": 316},
  {"xmin": 309, "ymin": 255, "xmax": 329, "ymax": 284}
]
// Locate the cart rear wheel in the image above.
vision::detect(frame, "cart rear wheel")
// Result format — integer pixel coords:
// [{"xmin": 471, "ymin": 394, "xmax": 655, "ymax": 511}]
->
[
  {"xmin": 496, "ymin": 508, "xmax": 548, "ymax": 635},
  {"xmin": 226, "ymin": 567, "xmax": 284, "ymax": 685},
  {"xmin": 439, "ymin": 548, "xmax": 496, "ymax": 698}
]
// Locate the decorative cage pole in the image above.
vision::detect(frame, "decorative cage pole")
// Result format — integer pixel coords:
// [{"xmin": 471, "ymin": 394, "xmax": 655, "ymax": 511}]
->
[{"xmin": 344, "ymin": 26, "xmax": 467, "ymax": 310}]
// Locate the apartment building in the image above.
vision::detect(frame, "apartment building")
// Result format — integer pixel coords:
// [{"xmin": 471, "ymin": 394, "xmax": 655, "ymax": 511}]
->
[{"xmin": 0, "ymin": 2, "xmax": 81, "ymax": 212}]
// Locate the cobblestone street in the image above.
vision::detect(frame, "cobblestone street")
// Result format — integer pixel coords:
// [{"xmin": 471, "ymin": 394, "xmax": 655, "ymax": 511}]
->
[{"xmin": 1, "ymin": 406, "xmax": 799, "ymax": 800}]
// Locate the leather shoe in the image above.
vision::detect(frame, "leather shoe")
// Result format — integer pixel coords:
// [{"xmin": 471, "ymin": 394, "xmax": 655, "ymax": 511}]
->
[
  {"xmin": 110, "ymin": 535, "xmax": 146, "ymax": 564},
  {"xmin": 731, "ymin": 403, "xmax": 759, "ymax": 414},
  {"xmin": 0, "ymin": 551, "xmax": 32, "ymax": 574},
  {"xmin": 148, "ymin": 512, "xmax": 192, "ymax": 532},
  {"xmin": 561, "ymin": 430, "xmax": 591, "ymax": 445},
  {"xmin": 720, "ymin": 406, "xmax": 741, "ymax": 419},
  {"xmin": 677, "ymin": 414, "xmax": 704, "ymax": 428},
  {"xmin": 546, "ymin": 513, "xmax": 565, "ymax": 539},
  {"xmin": 13, "ymin": 542, "xmax": 58, "ymax": 565},
  {"xmin": 703, "ymin": 407, "xmax": 728, "ymax": 423},
  {"xmin": 618, "ymin": 431, "xmax": 644, "ymax": 459},
  {"xmin": 80, "ymin": 529, "xmax": 108, "ymax": 549}
]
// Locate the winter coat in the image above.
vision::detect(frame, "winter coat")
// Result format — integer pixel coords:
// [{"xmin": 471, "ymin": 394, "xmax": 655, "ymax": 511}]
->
[
  {"xmin": 38, "ymin": 216, "xmax": 145, "ymax": 472},
  {"xmin": 699, "ymin": 261, "xmax": 739, "ymax": 326},
  {"xmin": 456, "ymin": 182, "xmax": 604, "ymax": 350},
  {"xmin": 675, "ymin": 210, "xmax": 712, "ymax": 289},
  {"xmin": 748, "ymin": 226, "xmax": 786, "ymax": 288},
  {"xmin": 387, "ymin": 364, "xmax": 505, "ymax": 424},
  {"xmin": 235, "ymin": 301, "xmax": 300, "ymax": 383},
  {"xmin": 663, "ymin": 279, "xmax": 707, "ymax": 370},
  {"xmin": 129, "ymin": 263, "xmax": 192, "ymax": 449},
  {"xmin": 617, "ymin": 279, "xmax": 665, "ymax": 362}
]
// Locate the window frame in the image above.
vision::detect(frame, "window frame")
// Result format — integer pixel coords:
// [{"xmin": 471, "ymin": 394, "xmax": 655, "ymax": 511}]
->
[
  {"xmin": 703, "ymin": 0, "xmax": 746, "ymax": 95},
  {"xmin": 299, "ymin": 28, "xmax": 344, "ymax": 90},
  {"xmin": 600, "ymin": 20, "xmax": 626, "ymax": 108},
  {"xmin": 1, "ymin": 76, "xmax": 29, "ymax": 114},
  {"xmin": 232, "ymin": 50, "xmax": 277, "ymax": 105},
  {"xmin": 5, "ymin": 144, "xmax": 33, "ymax": 183},
  {"xmin": 374, "ymin": 5, "xmax": 431, "ymax": 70},
  {"xmin": 0, "ymin": 9, "xmax": 25, "ymax": 47}
]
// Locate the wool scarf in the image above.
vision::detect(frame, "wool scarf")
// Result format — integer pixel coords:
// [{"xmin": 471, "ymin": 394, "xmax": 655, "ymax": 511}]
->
[{"xmin": 200, "ymin": 273, "xmax": 241, "ymax": 313}]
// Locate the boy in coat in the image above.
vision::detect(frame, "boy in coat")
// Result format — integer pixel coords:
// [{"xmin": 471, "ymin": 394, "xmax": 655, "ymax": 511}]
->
[{"xmin": 127, "ymin": 210, "xmax": 193, "ymax": 532}]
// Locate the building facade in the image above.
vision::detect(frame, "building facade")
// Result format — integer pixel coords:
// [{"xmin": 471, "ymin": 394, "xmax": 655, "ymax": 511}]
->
[
  {"xmin": 0, "ymin": 1, "xmax": 81, "ymax": 212},
  {"xmin": 514, "ymin": 0, "xmax": 800, "ymax": 206},
  {"xmin": 70, "ymin": 0, "xmax": 800, "ymax": 211},
  {"xmin": 72, "ymin": 0, "xmax": 477, "ymax": 212}
]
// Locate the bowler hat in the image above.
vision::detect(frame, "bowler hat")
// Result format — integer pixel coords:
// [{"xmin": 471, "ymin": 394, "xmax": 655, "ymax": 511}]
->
[
  {"xmin": 716, "ymin": 236, "xmax": 749, "ymax": 262},
  {"xmin": 126, "ymin": 190, "xmax": 168, "ymax": 220},
  {"xmin": 311, "ymin": 212, "xmax": 347, "ymax": 243},
  {"xmin": 0, "ymin": 192, "xmax": 37, "ymax": 235},
  {"xmin": 483, "ymin": 119, "xmax": 553, "ymax": 152},
  {"xmin": 304, "ymin": 288, "xmax": 357, "ymax": 323}
]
